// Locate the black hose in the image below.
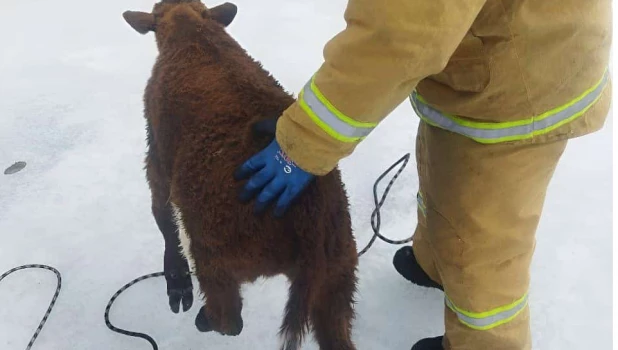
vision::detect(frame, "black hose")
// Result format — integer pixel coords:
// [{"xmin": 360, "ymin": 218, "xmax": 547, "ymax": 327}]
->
[
  {"xmin": 0, "ymin": 264, "xmax": 62, "ymax": 350},
  {"xmin": 103, "ymin": 272, "xmax": 165, "ymax": 350},
  {"xmin": 358, "ymin": 153, "xmax": 413, "ymax": 256}
]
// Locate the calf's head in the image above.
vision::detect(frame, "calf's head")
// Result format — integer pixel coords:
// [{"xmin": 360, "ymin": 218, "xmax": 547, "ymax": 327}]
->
[{"xmin": 123, "ymin": 1, "xmax": 237, "ymax": 43}]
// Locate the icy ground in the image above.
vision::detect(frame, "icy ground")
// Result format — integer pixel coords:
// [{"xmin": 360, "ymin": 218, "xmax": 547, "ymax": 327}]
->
[{"xmin": 0, "ymin": 0, "xmax": 613, "ymax": 349}]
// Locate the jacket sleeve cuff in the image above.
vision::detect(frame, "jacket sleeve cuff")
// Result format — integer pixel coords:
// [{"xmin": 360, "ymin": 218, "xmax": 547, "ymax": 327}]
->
[{"xmin": 276, "ymin": 102, "xmax": 357, "ymax": 176}]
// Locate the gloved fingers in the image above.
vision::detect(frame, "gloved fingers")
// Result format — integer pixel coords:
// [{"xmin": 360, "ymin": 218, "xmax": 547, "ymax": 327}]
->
[
  {"xmin": 273, "ymin": 187, "xmax": 296, "ymax": 218},
  {"xmin": 239, "ymin": 166, "xmax": 276, "ymax": 202},
  {"xmin": 234, "ymin": 154, "xmax": 266, "ymax": 181},
  {"xmin": 254, "ymin": 180, "xmax": 286, "ymax": 214}
]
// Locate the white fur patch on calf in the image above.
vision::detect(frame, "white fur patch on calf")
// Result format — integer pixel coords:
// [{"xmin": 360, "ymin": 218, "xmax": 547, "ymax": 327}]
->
[{"xmin": 171, "ymin": 203, "xmax": 196, "ymax": 272}]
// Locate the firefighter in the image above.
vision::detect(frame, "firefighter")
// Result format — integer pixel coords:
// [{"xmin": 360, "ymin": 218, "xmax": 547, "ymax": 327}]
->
[{"xmin": 234, "ymin": 0, "xmax": 612, "ymax": 348}]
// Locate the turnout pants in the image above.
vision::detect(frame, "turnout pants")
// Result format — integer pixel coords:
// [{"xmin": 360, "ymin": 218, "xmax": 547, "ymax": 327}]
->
[{"xmin": 412, "ymin": 121, "xmax": 568, "ymax": 350}]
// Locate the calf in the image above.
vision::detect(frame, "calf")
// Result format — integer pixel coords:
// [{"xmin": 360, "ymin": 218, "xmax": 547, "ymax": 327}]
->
[{"xmin": 122, "ymin": 1, "xmax": 359, "ymax": 349}]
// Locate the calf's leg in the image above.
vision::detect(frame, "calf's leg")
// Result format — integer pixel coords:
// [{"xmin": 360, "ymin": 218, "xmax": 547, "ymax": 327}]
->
[
  {"xmin": 195, "ymin": 269, "xmax": 244, "ymax": 336},
  {"xmin": 152, "ymin": 203, "xmax": 194, "ymax": 313},
  {"xmin": 147, "ymin": 161, "xmax": 193, "ymax": 313}
]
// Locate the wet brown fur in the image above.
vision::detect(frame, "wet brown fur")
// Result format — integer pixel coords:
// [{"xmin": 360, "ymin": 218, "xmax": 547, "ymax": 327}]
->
[{"xmin": 123, "ymin": 1, "xmax": 358, "ymax": 349}]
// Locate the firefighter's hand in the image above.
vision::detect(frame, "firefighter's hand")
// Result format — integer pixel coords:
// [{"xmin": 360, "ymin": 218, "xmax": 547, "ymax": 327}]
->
[{"xmin": 234, "ymin": 138, "xmax": 315, "ymax": 217}]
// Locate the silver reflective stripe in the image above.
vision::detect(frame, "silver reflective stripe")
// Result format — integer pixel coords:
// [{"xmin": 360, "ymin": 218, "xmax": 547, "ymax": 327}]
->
[
  {"xmin": 410, "ymin": 71, "xmax": 609, "ymax": 142},
  {"xmin": 301, "ymin": 81, "xmax": 375, "ymax": 139},
  {"xmin": 445, "ymin": 294, "xmax": 529, "ymax": 330}
]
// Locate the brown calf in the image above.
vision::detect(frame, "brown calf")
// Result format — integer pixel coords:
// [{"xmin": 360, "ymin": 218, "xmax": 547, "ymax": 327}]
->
[{"xmin": 122, "ymin": 1, "xmax": 359, "ymax": 349}]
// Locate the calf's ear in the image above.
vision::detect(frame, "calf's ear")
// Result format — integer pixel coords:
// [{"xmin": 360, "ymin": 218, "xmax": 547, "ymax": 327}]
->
[
  {"xmin": 123, "ymin": 11, "xmax": 156, "ymax": 34},
  {"xmin": 206, "ymin": 3, "xmax": 237, "ymax": 27}
]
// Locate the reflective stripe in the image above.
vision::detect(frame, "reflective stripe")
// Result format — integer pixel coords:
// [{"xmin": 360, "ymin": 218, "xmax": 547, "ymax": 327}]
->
[
  {"xmin": 445, "ymin": 293, "xmax": 529, "ymax": 331},
  {"xmin": 416, "ymin": 192, "xmax": 426, "ymax": 216},
  {"xmin": 410, "ymin": 70, "xmax": 609, "ymax": 143},
  {"xmin": 299, "ymin": 76, "xmax": 377, "ymax": 143}
]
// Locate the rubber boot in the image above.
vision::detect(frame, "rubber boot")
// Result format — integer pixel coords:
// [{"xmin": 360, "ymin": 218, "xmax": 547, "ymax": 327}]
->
[
  {"xmin": 393, "ymin": 246, "xmax": 443, "ymax": 291},
  {"xmin": 411, "ymin": 336, "xmax": 444, "ymax": 350}
]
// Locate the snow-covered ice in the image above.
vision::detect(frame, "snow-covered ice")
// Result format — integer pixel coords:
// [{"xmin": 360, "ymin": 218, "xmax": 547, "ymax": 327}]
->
[{"xmin": 0, "ymin": 1, "xmax": 613, "ymax": 349}]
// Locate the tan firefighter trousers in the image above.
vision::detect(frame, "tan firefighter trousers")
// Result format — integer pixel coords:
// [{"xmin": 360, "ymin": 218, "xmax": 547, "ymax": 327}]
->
[{"xmin": 412, "ymin": 121, "xmax": 568, "ymax": 350}]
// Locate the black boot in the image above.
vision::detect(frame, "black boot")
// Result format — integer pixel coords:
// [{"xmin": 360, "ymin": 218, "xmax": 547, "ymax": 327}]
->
[
  {"xmin": 411, "ymin": 336, "xmax": 444, "ymax": 350},
  {"xmin": 393, "ymin": 246, "xmax": 443, "ymax": 291}
]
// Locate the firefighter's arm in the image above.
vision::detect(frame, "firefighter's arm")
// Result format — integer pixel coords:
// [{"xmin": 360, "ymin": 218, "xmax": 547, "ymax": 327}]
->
[{"xmin": 276, "ymin": 0, "xmax": 488, "ymax": 175}]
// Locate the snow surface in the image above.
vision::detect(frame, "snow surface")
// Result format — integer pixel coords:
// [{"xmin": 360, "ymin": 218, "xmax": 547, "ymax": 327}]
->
[{"xmin": 0, "ymin": 1, "xmax": 613, "ymax": 349}]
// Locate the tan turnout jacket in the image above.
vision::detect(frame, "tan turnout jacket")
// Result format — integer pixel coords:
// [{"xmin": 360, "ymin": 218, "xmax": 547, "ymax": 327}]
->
[{"xmin": 276, "ymin": 0, "xmax": 612, "ymax": 175}]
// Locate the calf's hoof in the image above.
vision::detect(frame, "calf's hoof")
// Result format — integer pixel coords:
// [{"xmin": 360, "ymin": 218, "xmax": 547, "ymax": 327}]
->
[
  {"xmin": 166, "ymin": 269, "xmax": 193, "ymax": 313},
  {"xmin": 224, "ymin": 314, "xmax": 243, "ymax": 336},
  {"xmin": 195, "ymin": 307, "xmax": 213, "ymax": 332},
  {"xmin": 195, "ymin": 306, "xmax": 243, "ymax": 336}
]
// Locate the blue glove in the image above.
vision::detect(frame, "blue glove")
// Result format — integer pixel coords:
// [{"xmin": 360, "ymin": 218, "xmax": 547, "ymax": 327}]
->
[{"xmin": 234, "ymin": 139, "xmax": 315, "ymax": 217}]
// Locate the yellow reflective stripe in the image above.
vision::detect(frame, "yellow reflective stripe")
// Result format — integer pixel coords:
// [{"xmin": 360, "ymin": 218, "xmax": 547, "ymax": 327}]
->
[
  {"xmin": 415, "ymin": 94, "xmax": 532, "ymax": 129},
  {"xmin": 535, "ymin": 70, "xmax": 608, "ymax": 123},
  {"xmin": 308, "ymin": 77, "xmax": 378, "ymax": 129},
  {"xmin": 411, "ymin": 69, "xmax": 609, "ymax": 143},
  {"xmin": 445, "ymin": 293, "xmax": 529, "ymax": 331},
  {"xmin": 298, "ymin": 76, "xmax": 376, "ymax": 143},
  {"xmin": 298, "ymin": 90, "xmax": 362, "ymax": 143},
  {"xmin": 416, "ymin": 192, "xmax": 426, "ymax": 216}
]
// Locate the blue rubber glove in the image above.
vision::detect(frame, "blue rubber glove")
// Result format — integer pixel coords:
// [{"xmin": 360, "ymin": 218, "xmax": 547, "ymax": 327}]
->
[{"xmin": 234, "ymin": 139, "xmax": 315, "ymax": 217}]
